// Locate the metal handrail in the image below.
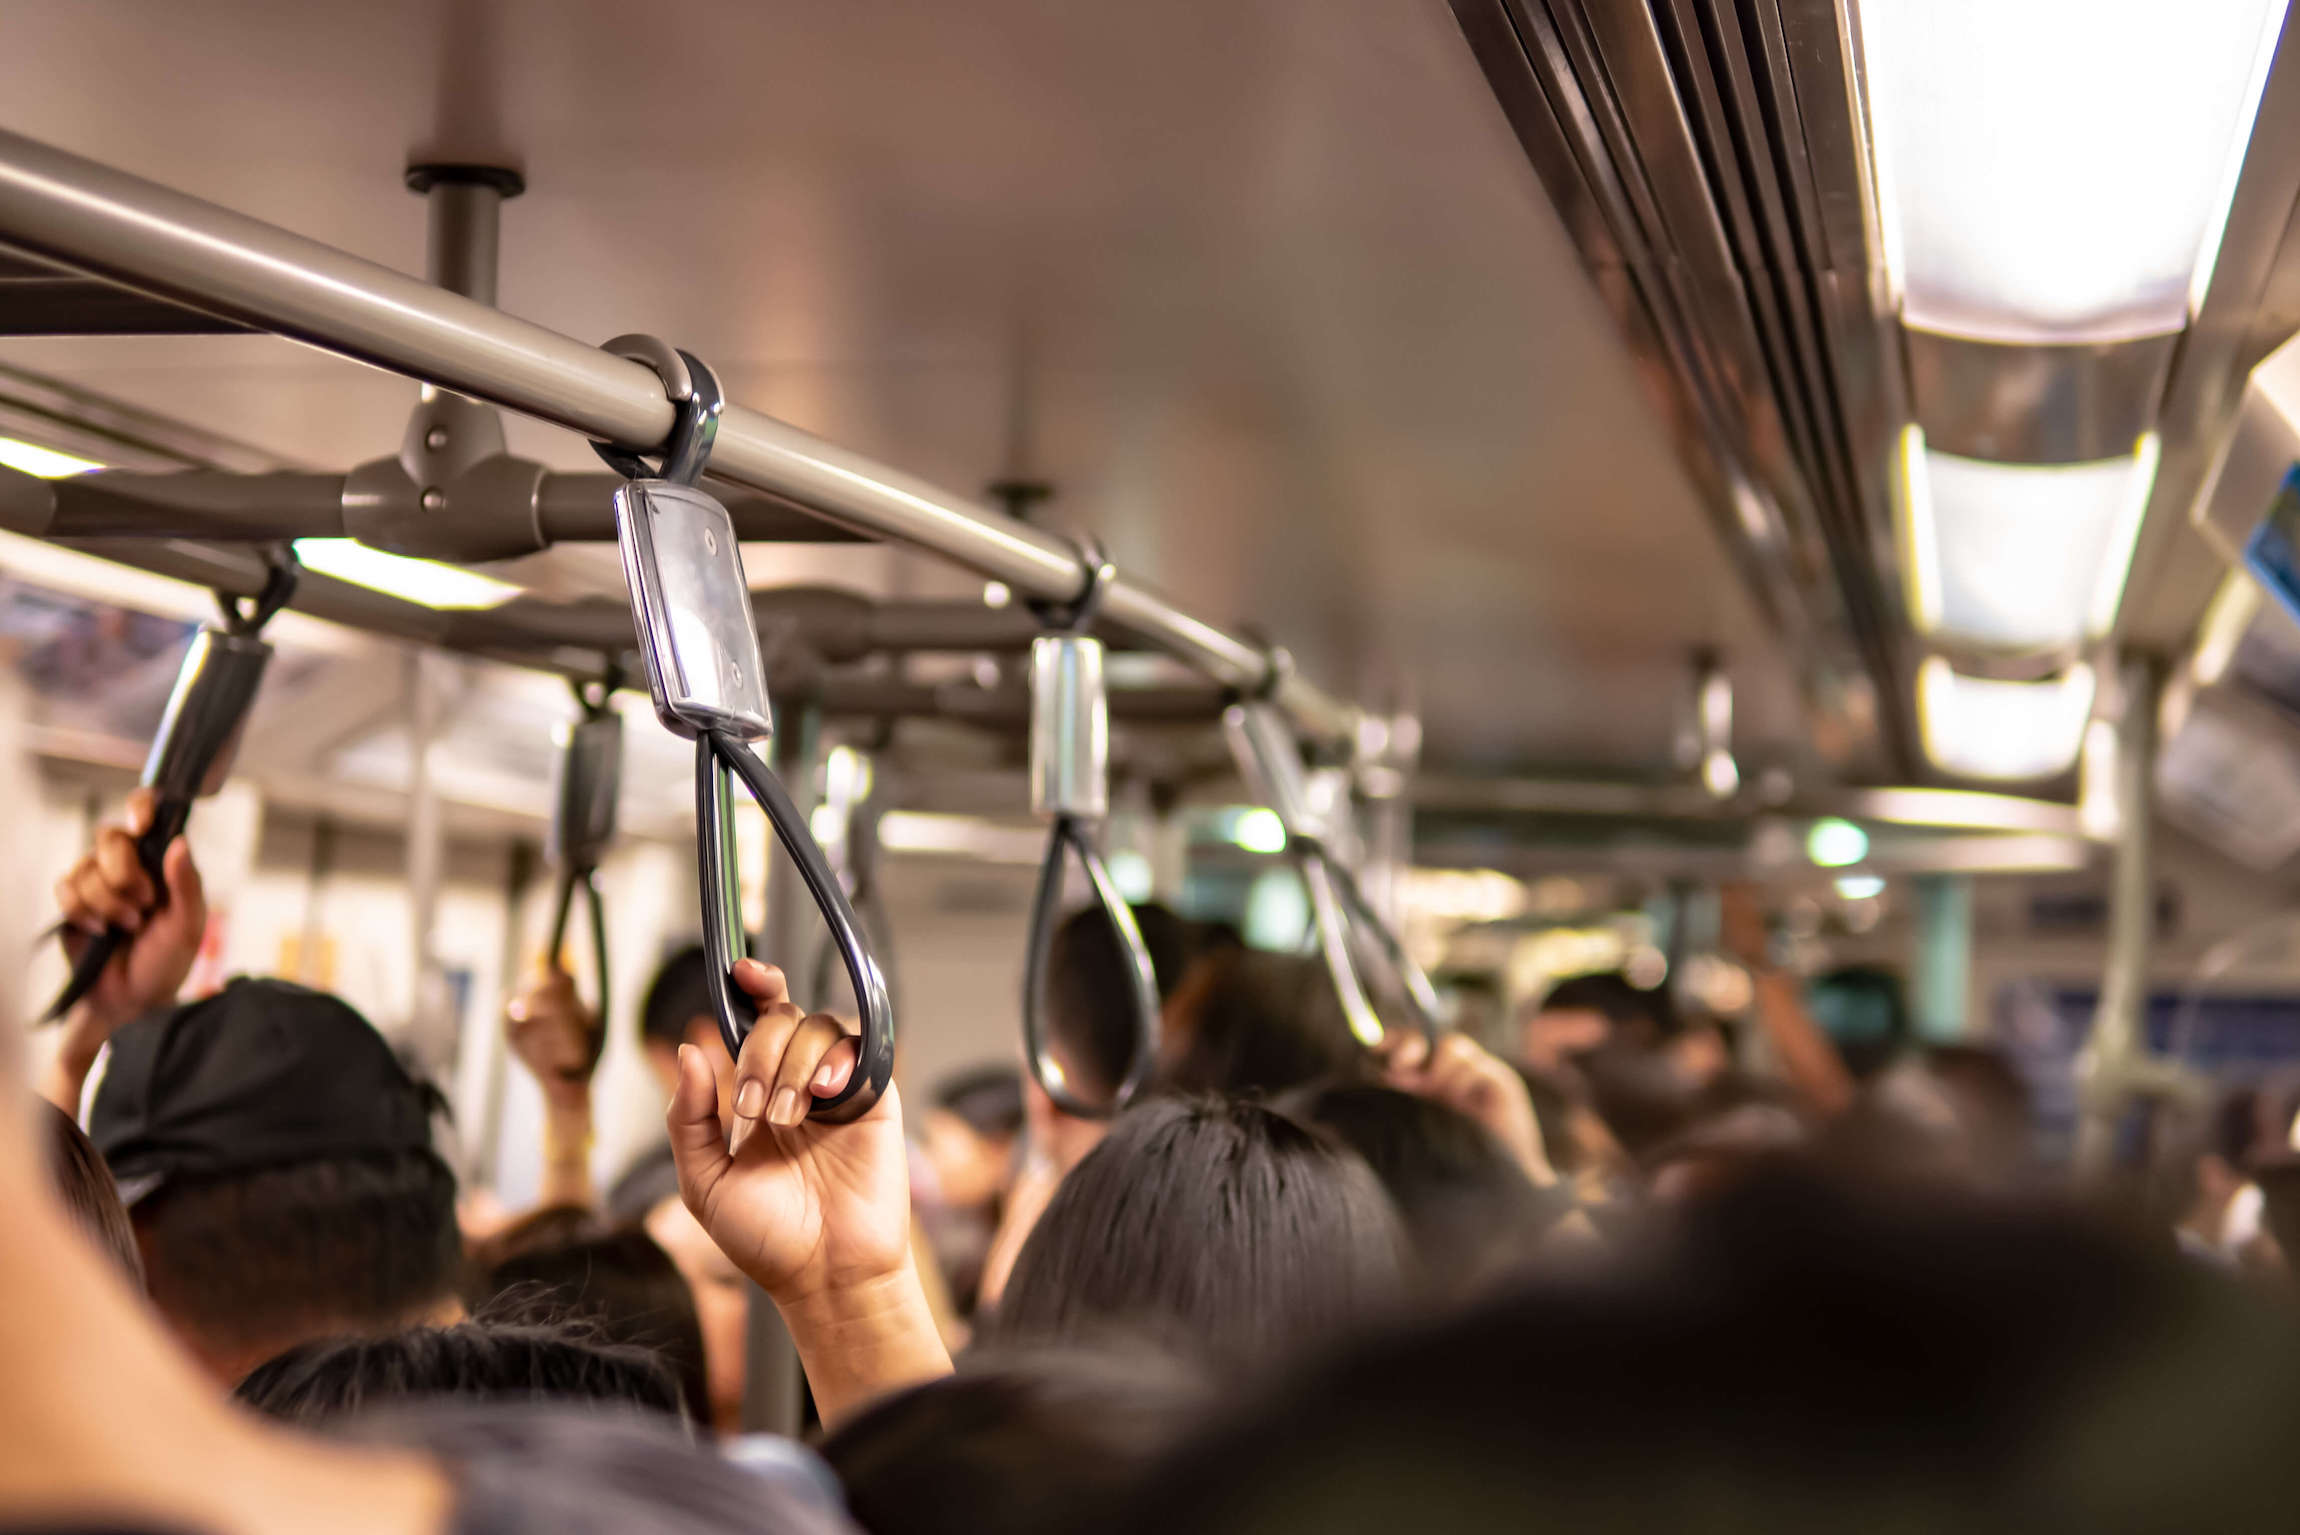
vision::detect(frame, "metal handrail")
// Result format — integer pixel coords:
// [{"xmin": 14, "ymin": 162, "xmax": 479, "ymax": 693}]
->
[{"xmin": 0, "ymin": 127, "xmax": 1359, "ymax": 750}]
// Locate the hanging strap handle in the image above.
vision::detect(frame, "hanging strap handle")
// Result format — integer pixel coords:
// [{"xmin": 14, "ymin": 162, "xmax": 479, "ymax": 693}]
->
[
  {"xmin": 541, "ymin": 673, "xmax": 622, "ymax": 1071},
  {"xmin": 46, "ymin": 548, "xmax": 300, "ymax": 1021},
  {"xmin": 1222, "ymin": 697, "xmax": 1440, "ymax": 1046},
  {"xmin": 1021, "ymin": 541, "xmax": 1159, "ymax": 1115},
  {"xmin": 697, "ymin": 731, "xmax": 896, "ymax": 1123},
  {"xmin": 591, "ymin": 336, "xmax": 893, "ymax": 1123}
]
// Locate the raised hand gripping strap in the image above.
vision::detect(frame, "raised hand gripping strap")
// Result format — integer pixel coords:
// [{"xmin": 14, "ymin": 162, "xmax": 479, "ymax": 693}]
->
[{"xmin": 695, "ymin": 730, "xmax": 895, "ymax": 1125}]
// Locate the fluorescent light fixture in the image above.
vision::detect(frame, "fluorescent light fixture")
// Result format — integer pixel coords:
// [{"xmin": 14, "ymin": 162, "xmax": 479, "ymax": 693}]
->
[
  {"xmin": 876, "ymin": 811, "xmax": 1044, "ymax": 864},
  {"xmin": 1835, "ymin": 874, "xmax": 1887, "ymax": 901},
  {"xmin": 292, "ymin": 538, "xmax": 521, "ymax": 611},
  {"xmin": 1857, "ymin": 0, "xmax": 2288, "ymax": 341},
  {"xmin": 0, "ymin": 436, "xmax": 102, "ymax": 478},
  {"xmin": 1918, "ymin": 657, "xmax": 2096, "ymax": 780},
  {"xmin": 1898, "ymin": 426, "xmax": 2160, "ymax": 649},
  {"xmin": 1806, "ymin": 817, "xmax": 1870, "ymax": 868},
  {"xmin": 1229, "ymin": 806, "xmax": 1288, "ymax": 855}
]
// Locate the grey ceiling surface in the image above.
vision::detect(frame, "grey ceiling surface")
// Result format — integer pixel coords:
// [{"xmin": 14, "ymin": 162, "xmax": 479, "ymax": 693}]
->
[{"xmin": 0, "ymin": 0, "xmax": 1799, "ymax": 775}]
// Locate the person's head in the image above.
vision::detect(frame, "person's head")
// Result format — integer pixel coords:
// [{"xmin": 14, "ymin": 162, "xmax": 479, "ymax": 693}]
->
[
  {"xmin": 1116, "ymin": 1171, "xmax": 2300, "ymax": 1534},
  {"xmin": 644, "ymin": 1193, "xmax": 750, "ymax": 1433},
  {"xmin": 40, "ymin": 1099, "xmax": 142, "ymax": 1286},
  {"xmin": 638, "ymin": 944, "xmax": 724, "ymax": 1103},
  {"xmin": 922, "ymin": 1065, "xmax": 1024, "ymax": 1214},
  {"xmin": 88, "ymin": 977, "xmax": 462, "ymax": 1381},
  {"xmin": 1520, "ymin": 971, "xmax": 1679, "ymax": 1069},
  {"xmin": 822, "ymin": 1348, "xmax": 1214, "ymax": 1535},
  {"xmin": 1038, "ymin": 902, "xmax": 1200, "ymax": 1109},
  {"xmin": 1283, "ymin": 1082, "xmax": 1562, "ymax": 1297},
  {"xmin": 988, "ymin": 1095, "xmax": 1405, "ymax": 1368},
  {"xmin": 1160, "ymin": 948, "xmax": 1366, "ymax": 1099},
  {"xmin": 1805, "ymin": 964, "xmax": 1912, "ymax": 1080},
  {"xmin": 478, "ymin": 1225, "xmax": 712, "ymax": 1429},
  {"xmin": 234, "ymin": 1320, "xmax": 685, "ymax": 1427}
]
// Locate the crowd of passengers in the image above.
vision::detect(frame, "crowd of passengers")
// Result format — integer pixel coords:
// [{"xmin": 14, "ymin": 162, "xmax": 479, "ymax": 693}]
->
[{"xmin": 14, "ymin": 740, "xmax": 2300, "ymax": 1531}]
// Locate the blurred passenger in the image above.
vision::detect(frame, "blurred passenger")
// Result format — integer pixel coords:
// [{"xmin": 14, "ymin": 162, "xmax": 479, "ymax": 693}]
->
[
  {"xmin": 1517, "ymin": 1062, "xmax": 1634, "ymax": 1205},
  {"xmin": 38, "ymin": 1097, "xmax": 141, "ymax": 1286},
  {"xmin": 1160, "ymin": 944, "xmax": 1367, "ymax": 1098},
  {"xmin": 1516, "ymin": 969, "xmax": 1680, "ymax": 1070},
  {"xmin": 89, "ymin": 976, "xmax": 463, "ymax": 1383},
  {"xmin": 985, "ymin": 1096, "xmax": 1405, "ymax": 1369},
  {"xmin": 1284, "ymin": 1083, "xmax": 1568, "ymax": 1296},
  {"xmin": 915, "ymin": 1063, "xmax": 1023, "ymax": 1314},
  {"xmin": 503, "ymin": 962, "xmax": 606, "ymax": 1210},
  {"xmin": 821, "ymin": 1348, "xmax": 1213, "ymax": 1535},
  {"xmin": 2178, "ymin": 1088, "xmax": 2270, "ymax": 1263},
  {"xmin": 478, "ymin": 1223, "xmax": 713, "ymax": 1429},
  {"xmin": 235, "ymin": 1321, "xmax": 685, "ymax": 1426},
  {"xmin": 1117, "ymin": 1172, "xmax": 2300, "ymax": 1534},
  {"xmin": 1821, "ymin": 1045, "xmax": 2035, "ymax": 1195}
]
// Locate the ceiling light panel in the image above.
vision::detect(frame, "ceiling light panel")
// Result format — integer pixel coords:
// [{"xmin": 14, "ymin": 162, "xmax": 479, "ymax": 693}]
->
[
  {"xmin": 1899, "ymin": 427, "xmax": 2158, "ymax": 650},
  {"xmin": 1918, "ymin": 658, "xmax": 2096, "ymax": 781},
  {"xmin": 1858, "ymin": 0, "xmax": 2288, "ymax": 341}
]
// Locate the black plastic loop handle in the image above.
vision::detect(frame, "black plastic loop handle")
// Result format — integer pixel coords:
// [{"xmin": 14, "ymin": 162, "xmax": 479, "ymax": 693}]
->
[
  {"xmin": 543, "ymin": 867, "xmax": 611, "ymax": 1080},
  {"xmin": 695, "ymin": 730, "xmax": 895, "ymax": 1124},
  {"xmin": 217, "ymin": 548, "xmax": 300, "ymax": 636},
  {"xmin": 1021, "ymin": 814, "xmax": 1159, "ymax": 1118},
  {"xmin": 590, "ymin": 335, "xmax": 723, "ymax": 487},
  {"xmin": 1317, "ymin": 849, "xmax": 1442, "ymax": 1036}
]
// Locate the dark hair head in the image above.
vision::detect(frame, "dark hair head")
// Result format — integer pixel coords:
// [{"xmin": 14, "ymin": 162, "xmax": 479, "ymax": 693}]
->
[
  {"xmin": 1115, "ymin": 1171, "xmax": 2300, "ymax": 1534},
  {"xmin": 40, "ymin": 1100, "xmax": 141, "ymax": 1286},
  {"xmin": 478, "ymin": 1226, "xmax": 712, "ymax": 1427},
  {"xmin": 235, "ymin": 1320, "xmax": 685, "ymax": 1427},
  {"xmin": 933, "ymin": 1065, "xmax": 1025, "ymax": 1140},
  {"xmin": 639, "ymin": 944, "xmax": 711, "ymax": 1050},
  {"xmin": 131, "ymin": 1148, "xmax": 461, "ymax": 1356},
  {"xmin": 1041, "ymin": 902, "xmax": 1198, "ymax": 1104},
  {"xmin": 822, "ymin": 1348, "xmax": 1213, "ymax": 1535},
  {"xmin": 1283, "ymin": 1083, "xmax": 1566, "ymax": 1295},
  {"xmin": 349, "ymin": 1406, "xmax": 850, "ymax": 1535},
  {"xmin": 1162, "ymin": 948, "xmax": 1366, "ymax": 1099},
  {"xmin": 1533, "ymin": 972, "xmax": 1680, "ymax": 1042},
  {"xmin": 988, "ymin": 1095, "xmax": 1404, "ymax": 1367}
]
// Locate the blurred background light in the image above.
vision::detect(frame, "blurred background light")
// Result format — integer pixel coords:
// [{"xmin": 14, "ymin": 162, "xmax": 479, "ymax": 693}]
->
[
  {"xmin": 0, "ymin": 436, "xmax": 102, "ymax": 478},
  {"xmin": 1806, "ymin": 817, "xmax": 1870, "ymax": 868},
  {"xmin": 293, "ymin": 539, "xmax": 521, "ymax": 611}
]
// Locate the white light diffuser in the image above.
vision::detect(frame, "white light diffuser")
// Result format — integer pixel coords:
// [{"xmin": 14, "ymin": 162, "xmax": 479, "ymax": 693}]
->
[
  {"xmin": 1857, "ymin": 0, "xmax": 2288, "ymax": 341},
  {"xmin": 1898, "ymin": 426, "xmax": 2159, "ymax": 650},
  {"xmin": 0, "ymin": 436, "xmax": 102, "ymax": 478},
  {"xmin": 1918, "ymin": 658, "xmax": 2096, "ymax": 780},
  {"xmin": 292, "ymin": 538, "xmax": 521, "ymax": 611}
]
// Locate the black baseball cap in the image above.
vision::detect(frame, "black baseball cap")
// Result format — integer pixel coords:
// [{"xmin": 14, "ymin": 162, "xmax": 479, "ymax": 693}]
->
[{"xmin": 90, "ymin": 976, "xmax": 448, "ymax": 1207}]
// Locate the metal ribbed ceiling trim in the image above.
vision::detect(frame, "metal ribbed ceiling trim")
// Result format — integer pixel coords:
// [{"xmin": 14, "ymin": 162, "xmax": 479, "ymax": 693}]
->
[{"xmin": 1450, "ymin": 0, "xmax": 1910, "ymax": 774}]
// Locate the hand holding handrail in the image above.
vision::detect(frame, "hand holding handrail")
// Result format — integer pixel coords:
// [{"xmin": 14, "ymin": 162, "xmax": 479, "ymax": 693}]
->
[{"xmin": 592, "ymin": 335, "xmax": 893, "ymax": 1123}]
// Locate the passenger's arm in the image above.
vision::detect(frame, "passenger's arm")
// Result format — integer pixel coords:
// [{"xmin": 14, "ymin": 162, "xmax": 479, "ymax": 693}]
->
[
  {"xmin": 665, "ymin": 960, "xmax": 950, "ymax": 1428},
  {"xmin": 1721, "ymin": 883, "xmax": 1856, "ymax": 1118},
  {"xmin": 1382, "ymin": 1028, "xmax": 1560, "ymax": 1186},
  {"xmin": 504, "ymin": 964, "xmax": 602, "ymax": 1208},
  {"xmin": 974, "ymin": 1078, "xmax": 1106, "ymax": 1312},
  {"xmin": 40, "ymin": 787, "xmax": 206, "ymax": 1114}
]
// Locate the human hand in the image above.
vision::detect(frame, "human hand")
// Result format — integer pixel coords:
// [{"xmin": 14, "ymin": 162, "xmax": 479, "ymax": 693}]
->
[
  {"xmin": 54, "ymin": 787, "xmax": 205, "ymax": 1047},
  {"xmin": 1382, "ymin": 1029, "xmax": 1557, "ymax": 1186},
  {"xmin": 505, "ymin": 963, "xmax": 602, "ymax": 1113},
  {"xmin": 666, "ymin": 960, "xmax": 909, "ymax": 1304},
  {"xmin": 1719, "ymin": 881, "xmax": 1772, "ymax": 969}
]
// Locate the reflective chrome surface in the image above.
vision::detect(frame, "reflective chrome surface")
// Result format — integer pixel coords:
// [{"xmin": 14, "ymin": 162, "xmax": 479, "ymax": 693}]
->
[
  {"xmin": 613, "ymin": 480, "xmax": 774, "ymax": 741},
  {"xmin": 1027, "ymin": 634, "xmax": 1108, "ymax": 821}
]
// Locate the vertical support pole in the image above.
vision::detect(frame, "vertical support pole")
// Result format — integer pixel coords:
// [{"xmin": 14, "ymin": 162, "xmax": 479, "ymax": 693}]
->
[
  {"xmin": 740, "ymin": 697, "xmax": 821, "ymax": 1436},
  {"xmin": 1910, "ymin": 875, "xmax": 1974, "ymax": 1042},
  {"xmin": 1357, "ymin": 709, "xmax": 1421, "ymax": 928},
  {"xmin": 403, "ymin": 648, "xmax": 458, "ymax": 1082},
  {"xmin": 405, "ymin": 163, "xmax": 524, "ymax": 305},
  {"xmin": 2075, "ymin": 655, "xmax": 2164, "ymax": 1180}
]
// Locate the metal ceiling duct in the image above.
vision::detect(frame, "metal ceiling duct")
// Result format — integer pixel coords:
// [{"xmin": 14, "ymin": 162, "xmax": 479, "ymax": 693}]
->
[{"xmin": 1448, "ymin": 0, "xmax": 1909, "ymax": 775}]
